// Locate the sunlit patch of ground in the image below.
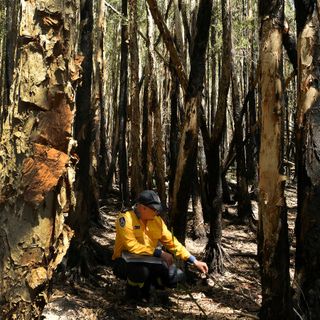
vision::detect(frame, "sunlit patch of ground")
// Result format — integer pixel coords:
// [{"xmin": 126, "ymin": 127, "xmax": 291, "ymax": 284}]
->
[{"xmin": 43, "ymin": 184, "xmax": 297, "ymax": 320}]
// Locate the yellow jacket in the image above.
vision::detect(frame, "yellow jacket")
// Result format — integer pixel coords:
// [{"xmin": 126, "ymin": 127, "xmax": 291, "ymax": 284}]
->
[{"xmin": 112, "ymin": 209, "xmax": 194, "ymax": 262}]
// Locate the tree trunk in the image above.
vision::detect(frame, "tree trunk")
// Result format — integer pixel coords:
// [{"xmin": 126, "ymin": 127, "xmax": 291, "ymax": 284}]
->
[
  {"xmin": 153, "ymin": 80, "xmax": 167, "ymax": 205},
  {"xmin": 171, "ymin": 0, "xmax": 213, "ymax": 243},
  {"xmin": 105, "ymin": 28, "xmax": 120, "ymax": 193},
  {"xmin": 142, "ymin": 6, "xmax": 155, "ymax": 190},
  {"xmin": 147, "ymin": 6, "xmax": 166, "ymax": 205},
  {"xmin": 129, "ymin": 0, "xmax": 142, "ymax": 199},
  {"xmin": 0, "ymin": 1, "xmax": 80, "ymax": 318},
  {"xmin": 90, "ymin": 0, "xmax": 107, "ymax": 214},
  {"xmin": 68, "ymin": 0, "xmax": 95, "ymax": 273},
  {"xmin": 118, "ymin": 0, "xmax": 129, "ymax": 206},
  {"xmin": 230, "ymin": 36, "xmax": 253, "ymax": 222},
  {"xmin": 192, "ymin": 160, "xmax": 207, "ymax": 239},
  {"xmin": 146, "ymin": 0, "xmax": 188, "ymax": 90},
  {"xmin": 258, "ymin": 1, "xmax": 293, "ymax": 318},
  {"xmin": 294, "ymin": 2, "xmax": 320, "ymax": 318},
  {"xmin": 168, "ymin": 1, "xmax": 184, "ymax": 201},
  {"xmin": 204, "ymin": 0, "xmax": 232, "ymax": 273}
]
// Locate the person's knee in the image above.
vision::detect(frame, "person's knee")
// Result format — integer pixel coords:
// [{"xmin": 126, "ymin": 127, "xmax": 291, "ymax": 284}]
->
[
  {"xmin": 152, "ymin": 263, "xmax": 185, "ymax": 288},
  {"xmin": 167, "ymin": 264, "xmax": 185, "ymax": 287},
  {"xmin": 113, "ymin": 258, "xmax": 127, "ymax": 280},
  {"xmin": 127, "ymin": 263, "xmax": 150, "ymax": 283}
]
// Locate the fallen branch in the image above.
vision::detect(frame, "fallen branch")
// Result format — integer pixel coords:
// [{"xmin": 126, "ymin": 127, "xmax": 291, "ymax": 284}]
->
[{"xmin": 234, "ymin": 310, "xmax": 259, "ymax": 319}]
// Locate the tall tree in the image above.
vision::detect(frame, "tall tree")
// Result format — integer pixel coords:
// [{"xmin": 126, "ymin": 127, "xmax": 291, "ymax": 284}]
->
[
  {"xmin": 294, "ymin": 1, "xmax": 320, "ymax": 318},
  {"xmin": 142, "ymin": 5, "xmax": 155, "ymax": 190},
  {"xmin": 170, "ymin": 0, "xmax": 213, "ymax": 242},
  {"xmin": 129, "ymin": 0, "xmax": 142, "ymax": 199},
  {"xmin": 118, "ymin": 0, "xmax": 129, "ymax": 206},
  {"xmin": 69, "ymin": 0, "xmax": 94, "ymax": 273},
  {"xmin": 258, "ymin": 0, "xmax": 293, "ymax": 318},
  {"xmin": 147, "ymin": 0, "xmax": 212, "ymax": 243},
  {"xmin": 0, "ymin": 0, "xmax": 81, "ymax": 318},
  {"xmin": 230, "ymin": 28, "xmax": 253, "ymax": 222},
  {"xmin": 204, "ymin": 0, "xmax": 232, "ymax": 273}
]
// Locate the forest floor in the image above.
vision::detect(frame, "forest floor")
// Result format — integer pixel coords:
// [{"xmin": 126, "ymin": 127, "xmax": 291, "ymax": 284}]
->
[{"xmin": 42, "ymin": 184, "xmax": 297, "ymax": 320}]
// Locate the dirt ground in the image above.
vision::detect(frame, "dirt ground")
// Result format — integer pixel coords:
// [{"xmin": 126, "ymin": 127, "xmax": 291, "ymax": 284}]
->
[{"xmin": 42, "ymin": 186, "xmax": 297, "ymax": 320}]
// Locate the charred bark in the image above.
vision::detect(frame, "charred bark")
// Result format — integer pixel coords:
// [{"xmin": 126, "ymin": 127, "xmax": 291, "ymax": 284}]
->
[
  {"xmin": 295, "ymin": 101, "xmax": 320, "ymax": 319},
  {"xmin": 231, "ymin": 50, "xmax": 253, "ymax": 222},
  {"xmin": 294, "ymin": 2, "xmax": 320, "ymax": 318},
  {"xmin": 118, "ymin": 0, "xmax": 129, "ymax": 206},
  {"xmin": 203, "ymin": 0, "xmax": 232, "ymax": 273},
  {"xmin": 171, "ymin": 0, "xmax": 213, "ymax": 243},
  {"xmin": 192, "ymin": 160, "xmax": 207, "ymax": 240},
  {"xmin": 258, "ymin": 1, "xmax": 293, "ymax": 318},
  {"xmin": 129, "ymin": 0, "xmax": 142, "ymax": 199}
]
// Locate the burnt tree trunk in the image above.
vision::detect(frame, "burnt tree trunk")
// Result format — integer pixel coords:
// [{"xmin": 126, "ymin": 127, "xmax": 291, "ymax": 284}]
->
[
  {"xmin": 118, "ymin": 0, "xmax": 129, "ymax": 206},
  {"xmin": 68, "ymin": 0, "xmax": 95, "ymax": 273},
  {"xmin": 230, "ymin": 40, "xmax": 253, "ymax": 222},
  {"xmin": 142, "ymin": 5, "xmax": 155, "ymax": 190},
  {"xmin": 258, "ymin": 1, "xmax": 293, "ymax": 318},
  {"xmin": 204, "ymin": 0, "xmax": 232, "ymax": 273},
  {"xmin": 294, "ymin": 1, "xmax": 320, "ymax": 318},
  {"xmin": 129, "ymin": 0, "xmax": 142, "ymax": 199},
  {"xmin": 171, "ymin": 0, "xmax": 213, "ymax": 243}
]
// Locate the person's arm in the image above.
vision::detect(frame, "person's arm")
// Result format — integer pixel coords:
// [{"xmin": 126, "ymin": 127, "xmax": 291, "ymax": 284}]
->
[
  {"xmin": 116, "ymin": 214, "xmax": 158, "ymax": 256},
  {"xmin": 159, "ymin": 218, "xmax": 208, "ymax": 273}
]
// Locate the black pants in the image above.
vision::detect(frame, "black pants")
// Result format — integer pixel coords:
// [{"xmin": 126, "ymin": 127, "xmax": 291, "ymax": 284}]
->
[{"xmin": 113, "ymin": 258, "xmax": 179, "ymax": 293}]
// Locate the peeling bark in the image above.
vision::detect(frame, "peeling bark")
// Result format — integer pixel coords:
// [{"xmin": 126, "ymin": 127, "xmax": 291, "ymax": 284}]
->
[
  {"xmin": 0, "ymin": 1, "xmax": 80, "ymax": 318},
  {"xmin": 258, "ymin": 1, "xmax": 293, "ymax": 318}
]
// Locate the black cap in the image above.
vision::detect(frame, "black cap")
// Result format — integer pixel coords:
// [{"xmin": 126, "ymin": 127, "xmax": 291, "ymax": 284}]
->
[{"xmin": 135, "ymin": 190, "xmax": 164, "ymax": 213}]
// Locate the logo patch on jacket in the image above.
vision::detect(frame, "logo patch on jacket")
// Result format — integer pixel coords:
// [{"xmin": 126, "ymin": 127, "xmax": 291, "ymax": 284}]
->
[
  {"xmin": 119, "ymin": 217, "xmax": 126, "ymax": 228},
  {"xmin": 133, "ymin": 225, "xmax": 140, "ymax": 229}
]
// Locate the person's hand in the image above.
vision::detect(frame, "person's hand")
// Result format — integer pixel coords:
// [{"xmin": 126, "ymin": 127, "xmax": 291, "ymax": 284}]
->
[
  {"xmin": 194, "ymin": 260, "xmax": 208, "ymax": 273},
  {"xmin": 161, "ymin": 251, "xmax": 173, "ymax": 266}
]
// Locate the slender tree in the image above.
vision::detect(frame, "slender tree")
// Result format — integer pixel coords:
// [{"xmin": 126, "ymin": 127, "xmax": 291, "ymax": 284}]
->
[
  {"xmin": 129, "ymin": 0, "xmax": 142, "ymax": 199},
  {"xmin": 118, "ymin": 0, "xmax": 129, "ymax": 206},
  {"xmin": 171, "ymin": 0, "xmax": 213, "ymax": 242},
  {"xmin": 68, "ymin": 0, "xmax": 95, "ymax": 274},
  {"xmin": 142, "ymin": 5, "xmax": 155, "ymax": 190},
  {"xmin": 294, "ymin": 1, "xmax": 320, "ymax": 318},
  {"xmin": 230, "ymin": 28, "xmax": 253, "ymax": 222},
  {"xmin": 204, "ymin": 0, "xmax": 232, "ymax": 273},
  {"xmin": 258, "ymin": 0, "xmax": 293, "ymax": 318}
]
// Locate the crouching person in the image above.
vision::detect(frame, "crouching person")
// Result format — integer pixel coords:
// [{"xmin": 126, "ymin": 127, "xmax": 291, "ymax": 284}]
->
[{"xmin": 112, "ymin": 190, "xmax": 208, "ymax": 303}]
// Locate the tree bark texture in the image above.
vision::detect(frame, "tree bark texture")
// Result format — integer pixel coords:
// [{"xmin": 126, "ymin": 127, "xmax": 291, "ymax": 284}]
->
[
  {"xmin": 171, "ymin": 0, "xmax": 212, "ymax": 242},
  {"xmin": 294, "ymin": 2, "xmax": 320, "ymax": 318},
  {"xmin": 203, "ymin": 0, "xmax": 232, "ymax": 273},
  {"xmin": 129, "ymin": 0, "xmax": 142, "ymax": 199},
  {"xmin": 88, "ymin": 0, "xmax": 107, "ymax": 216},
  {"xmin": 231, "ymin": 42, "xmax": 253, "ymax": 222},
  {"xmin": 72, "ymin": 0, "xmax": 94, "ymax": 248},
  {"xmin": 118, "ymin": 0, "xmax": 129, "ymax": 206},
  {"xmin": 258, "ymin": 1, "xmax": 293, "ymax": 318},
  {"xmin": 168, "ymin": 2, "xmax": 184, "ymax": 201},
  {"xmin": 153, "ymin": 79, "xmax": 167, "ymax": 205},
  {"xmin": 0, "ymin": 1, "xmax": 81, "ymax": 318},
  {"xmin": 146, "ymin": 0, "xmax": 188, "ymax": 92},
  {"xmin": 142, "ymin": 6, "xmax": 155, "ymax": 190}
]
